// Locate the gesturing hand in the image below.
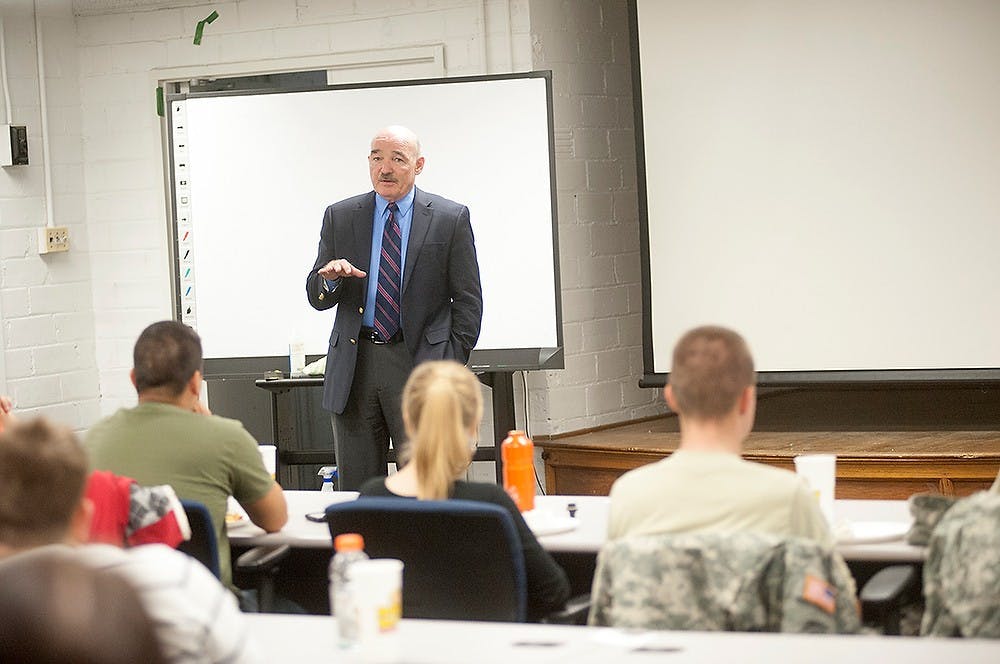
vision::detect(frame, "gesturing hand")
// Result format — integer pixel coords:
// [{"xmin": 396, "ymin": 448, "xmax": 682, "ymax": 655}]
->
[{"xmin": 319, "ymin": 259, "xmax": 367, "ymax": 281}]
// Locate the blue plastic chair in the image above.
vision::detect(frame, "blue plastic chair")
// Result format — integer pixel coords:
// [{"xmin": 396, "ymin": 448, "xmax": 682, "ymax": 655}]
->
[
  {"xmin": 176, "ymin": 499, "xmax": 290, "ymax": 612},
  {"xmin": 176, "ymin": 499, "xmax": 221, "ymax": 579},
  {"xmin": 325, "ymin": 497, "xmax": 527, "ymax": 622}
]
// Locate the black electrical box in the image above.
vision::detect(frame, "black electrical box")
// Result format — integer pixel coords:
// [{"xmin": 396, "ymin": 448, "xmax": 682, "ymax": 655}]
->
[{"xmin": 2, "ymin": 125, "xmax": 28, "ymax": 166}]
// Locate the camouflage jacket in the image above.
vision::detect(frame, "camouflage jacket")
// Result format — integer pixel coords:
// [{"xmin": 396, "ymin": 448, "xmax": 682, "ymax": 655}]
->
[
  {"xmin": 906, "ymin": 493, "xmax": 958, "ymax": 546},
  {"xmin": 921, "ymin": 491, "xmax": 1000, "ymax": 638},
  {"xmin": 588, "ymin": 531, "xmax": 860, "ymax": 633}
]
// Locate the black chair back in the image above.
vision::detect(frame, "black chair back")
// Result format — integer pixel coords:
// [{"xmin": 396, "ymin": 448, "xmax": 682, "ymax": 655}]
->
[
  {"xmin": 325, "ymin": 497, "xmax": 527, "ymax": 622},
  {"xmin": 176, "ymin": 499, "xmax": 221, "ymax": 579}
]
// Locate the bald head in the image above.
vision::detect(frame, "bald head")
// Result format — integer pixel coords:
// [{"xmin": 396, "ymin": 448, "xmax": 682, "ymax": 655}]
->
[
  {"xmin": 369, "ymin": 125, "xmax": 425, "ymax": 202},
  {"xmin": 373, "ymin": 125, "xmax": 421, "ymax": 157}
]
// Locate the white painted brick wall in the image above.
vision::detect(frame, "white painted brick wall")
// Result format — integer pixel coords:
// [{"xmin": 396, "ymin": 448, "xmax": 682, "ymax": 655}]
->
[
  {"xmin": 526, "ymin": 0, "xmax": 665, "ymax": 436},
  {"xmin": 3, "ymin": 0, "xmax": 662, "ymax": 437},
  {"xmin": 0, "ymin": 4, "xmax": 101, "ymax": 431},
  {"xmin": 70, "ymin": 0, "xmax": 532, "ymax": 416}
]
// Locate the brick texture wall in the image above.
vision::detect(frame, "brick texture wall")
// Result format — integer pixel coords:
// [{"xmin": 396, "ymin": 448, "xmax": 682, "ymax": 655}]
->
[{"xmin": 0, "ymin": 0, "xmax": 663, "ymax": 434}]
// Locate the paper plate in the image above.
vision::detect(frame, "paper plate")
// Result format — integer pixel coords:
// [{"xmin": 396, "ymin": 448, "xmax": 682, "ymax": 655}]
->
[
  {"xmin": 225, "ymin": 513, "xmax": 251, "ymax": 530},
  {"xmin": 836, "ymin": 520, "xmax": 909, "ymax": 545},
  {"xmin": 522, "ymin": 510, "xmax": 581, "ymax": 537}
]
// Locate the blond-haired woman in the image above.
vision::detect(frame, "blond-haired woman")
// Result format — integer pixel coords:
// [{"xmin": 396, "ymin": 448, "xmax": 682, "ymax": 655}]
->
[{"xmin": 359, "ymin": 360, "xmax": 570, "ymax": 620}]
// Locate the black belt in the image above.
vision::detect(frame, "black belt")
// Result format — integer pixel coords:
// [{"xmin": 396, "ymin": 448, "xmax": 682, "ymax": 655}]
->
[{"xmin": 359, "ymin": 327, "xmax": 404, "ymax": 345}]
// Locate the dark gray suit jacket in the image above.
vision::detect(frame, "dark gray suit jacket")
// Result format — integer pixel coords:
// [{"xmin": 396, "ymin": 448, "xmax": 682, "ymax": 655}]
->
[{"xmin": 306, "ymin": 188, "xmax": 483, "ymax": 414}]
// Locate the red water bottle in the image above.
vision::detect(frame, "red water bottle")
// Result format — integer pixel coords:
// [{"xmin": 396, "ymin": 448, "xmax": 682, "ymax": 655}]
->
[{"xmin": 501, "ymin": 430, "xmax": 535, "ymax": 512}]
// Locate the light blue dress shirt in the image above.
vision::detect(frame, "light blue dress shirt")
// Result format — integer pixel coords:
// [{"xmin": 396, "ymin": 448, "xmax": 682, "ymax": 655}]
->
[{"xmin": 323, "ymin": 187, "xmax": 416, "ymax": 329}]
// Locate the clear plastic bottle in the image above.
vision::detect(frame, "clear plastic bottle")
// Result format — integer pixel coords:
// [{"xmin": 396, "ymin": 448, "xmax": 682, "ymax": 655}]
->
[
  {"xmin": 329, "ymin": 533, "xmax": 369, "ymax": 648},
  {"xmin": 289, "ymin": 338, "xmax": 306, "ymax": 377},
  {"xmin": 318, "ymin": 466, "xmax": 338, "ymax": 492}
]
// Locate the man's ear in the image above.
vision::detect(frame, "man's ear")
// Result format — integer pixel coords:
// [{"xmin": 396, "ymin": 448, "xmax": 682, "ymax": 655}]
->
[
  {"xmin": 664, "ymin": 384, "xmax": 679, "ymax": 412},
  {"xmin": 415, "ymin": 155, "xmax": 425, "ymax": 175},
  {"xmin": 738, "ymin": 385, "xmax": 756, "ymax": 415},
  {"xmin": 129, "ymin": 368, "xmax": 137, "ymax": 389},
  {"xmin": 188, "ymin": 370, "xmax": 203, "ymax": 397},
  {"xmin": 68, "ymin": 497, "xmax": 94, "ymax": 545}
]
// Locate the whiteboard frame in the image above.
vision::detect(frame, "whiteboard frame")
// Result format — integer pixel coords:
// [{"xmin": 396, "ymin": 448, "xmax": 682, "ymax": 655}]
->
[{"xmin": 164, "ymin": 71, "xmax": 563, "ymax": 378}]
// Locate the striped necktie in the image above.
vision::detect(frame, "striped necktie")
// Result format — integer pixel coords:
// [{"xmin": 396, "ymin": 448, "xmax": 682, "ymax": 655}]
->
[{"xmin": 373, "ymin": 202, "xmax": 402, "ymax": 340}]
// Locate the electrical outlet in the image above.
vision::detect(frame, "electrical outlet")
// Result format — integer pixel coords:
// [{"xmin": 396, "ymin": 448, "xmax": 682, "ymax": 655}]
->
[{"xmin": 37, "ymin": 226, "xmax": 70, "ymax": 254}]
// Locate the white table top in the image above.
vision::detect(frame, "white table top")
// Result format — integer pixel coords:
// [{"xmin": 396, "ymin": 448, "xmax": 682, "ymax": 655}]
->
[
  {"xmin": 230, "ymin": 490, "xmax": 924, "ymax": 562},
  {"xmin": 245, "ymin": 614, "xmax": 999, "ymax": 663}
]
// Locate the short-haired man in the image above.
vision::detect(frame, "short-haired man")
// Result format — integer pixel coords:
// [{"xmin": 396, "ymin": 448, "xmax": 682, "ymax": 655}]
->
[
  {"xmin": 608, "ymin": 325, "xmax": 832, "ymax": 546},
  {"xmin": 87, "ymin": 320, "xmax": 287, "ymax": 591},
  {"xmin": 0, "ymin": 418, "xmax": 258, "ymax": 663}
]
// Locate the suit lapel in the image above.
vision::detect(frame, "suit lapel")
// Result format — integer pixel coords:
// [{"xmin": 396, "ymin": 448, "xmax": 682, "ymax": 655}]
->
[
  {"xmin": 403, "ymin": 187, "xmax": 432, "ymax": 295},
  {"xmin": 354, "ymin": 193, "xmax": 376, "ymax": 279}
]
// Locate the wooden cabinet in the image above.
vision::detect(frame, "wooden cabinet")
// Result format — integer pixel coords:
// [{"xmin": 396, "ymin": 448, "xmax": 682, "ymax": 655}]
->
[{"xmin": 538, "ymin": 422, "xmax": 1000, "ymax": 500}]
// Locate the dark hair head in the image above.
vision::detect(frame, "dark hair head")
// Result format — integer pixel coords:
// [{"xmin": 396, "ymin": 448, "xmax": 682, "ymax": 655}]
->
[
  {"xmin": 0, "ymin": 552, "xmax": 167, "ymax": 664},
  {"xmin": 669, "ymin": 325, "xmax": 756, "ymax": 419},
  {"xmin": 133, "ymin": 321, "xmax": 203, "ymax": 396},
  {"xmin": 0, "ymin": 418, "xmax": 88, "ymax": 549}
]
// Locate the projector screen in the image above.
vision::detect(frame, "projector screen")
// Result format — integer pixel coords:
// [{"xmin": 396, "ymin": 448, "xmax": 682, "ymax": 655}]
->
[
  {"xmin": 632, "ymin": 0, "xmax": 1000, "ymax": 384},
  {"xmin": 166, "ymin": 72, "xmax": 562, "ymax": 374}
]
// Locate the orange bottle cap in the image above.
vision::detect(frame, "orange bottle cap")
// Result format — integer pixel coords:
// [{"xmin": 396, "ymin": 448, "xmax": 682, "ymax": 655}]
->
[{"xmin": 334, "ymin": 533, "xmax": 365, "ymax": 551}]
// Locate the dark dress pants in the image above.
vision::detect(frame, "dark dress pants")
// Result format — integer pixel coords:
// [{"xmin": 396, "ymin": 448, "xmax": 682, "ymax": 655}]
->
[{"xmin": 330, "ymin": 337, "xmax": 411, "ymax": 490}]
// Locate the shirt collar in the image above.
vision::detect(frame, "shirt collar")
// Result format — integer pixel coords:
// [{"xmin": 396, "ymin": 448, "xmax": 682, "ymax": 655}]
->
[{"xmin": 374, "ymin": 186, "xmax": 416, "ymax": 219}]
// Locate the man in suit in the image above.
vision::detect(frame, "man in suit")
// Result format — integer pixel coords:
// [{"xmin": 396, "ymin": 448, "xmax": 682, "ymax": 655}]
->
[{"xmin": 306, "ymin": 125, "xmax": 483, "ymax": 490}]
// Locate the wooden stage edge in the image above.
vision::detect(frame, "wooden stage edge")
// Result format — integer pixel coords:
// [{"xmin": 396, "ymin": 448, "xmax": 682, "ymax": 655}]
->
[{"xmin": 535, "ymin": 417, "xmax": 1000, "ymax": 499}]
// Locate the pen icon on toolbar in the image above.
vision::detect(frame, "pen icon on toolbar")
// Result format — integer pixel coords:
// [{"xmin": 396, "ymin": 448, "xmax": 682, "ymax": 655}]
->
[{"xmin": 185, "ymin": 286, "xmax": 192, "ymax": 296}]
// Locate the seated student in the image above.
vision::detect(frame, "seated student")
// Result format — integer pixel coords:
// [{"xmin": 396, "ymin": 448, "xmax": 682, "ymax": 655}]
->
[
  {"xmin": 0, "ymin": 553, "xmax": 168, "ymax": 664},
  {"xmin": 358, "ymin": 360, "xmax": 570, "ymax": 620},
  {"xmin": 0, "ymin": 398, "xmax": 187, "ymax": 549},
  {"xmin": 608, "ymin": 325, "xmax": 833, "ymax": 547},
  {"xmin": 0, "ymin": 417, "xmax": 258, "ymax": 664},
  {"xmin": 87, "ymin": 320, "xmax": 287, "ymax": 593}
]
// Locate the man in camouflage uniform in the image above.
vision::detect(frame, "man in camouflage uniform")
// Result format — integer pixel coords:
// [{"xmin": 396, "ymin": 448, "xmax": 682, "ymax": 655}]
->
[
  {"xmin": 589, "ymin": 531, "xmax": 860, "ymax": 633},
  {"xmin": 921, "ymin": 491, "xmax": 1000, "ymax": 637},
  {"xmin": 607, "ymin": 326, "xmax": 832, "ymax": 546}
]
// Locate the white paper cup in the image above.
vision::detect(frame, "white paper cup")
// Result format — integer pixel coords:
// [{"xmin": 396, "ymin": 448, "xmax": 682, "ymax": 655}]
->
[
  {"xmin": 794, "ymin": 454, "xmax": 836, "ymax": 525},
  {"xmin": 258, "ymin": 445, "xmax": 276, "ymax": 479},
  {"xmin": 347, "ymin": 559, "xmax": 403, "ymax": 663}
]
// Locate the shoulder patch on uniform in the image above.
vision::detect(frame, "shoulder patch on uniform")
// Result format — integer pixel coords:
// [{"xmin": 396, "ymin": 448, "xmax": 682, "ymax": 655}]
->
[{"xmin": 802, "ymin": 574, "xmax": 837, "ymax": 614}]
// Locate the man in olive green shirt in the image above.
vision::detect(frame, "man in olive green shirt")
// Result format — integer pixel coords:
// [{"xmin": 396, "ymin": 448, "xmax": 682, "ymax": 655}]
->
[{"xmin": 88, "ymin": 321, "xmax": 287, "ymax": 590}]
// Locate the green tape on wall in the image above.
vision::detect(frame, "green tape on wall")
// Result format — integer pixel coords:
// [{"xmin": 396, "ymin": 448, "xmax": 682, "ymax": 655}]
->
[{"xmin": 193, "ymin": 10, "xmax": 219, "ymax": 45}]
